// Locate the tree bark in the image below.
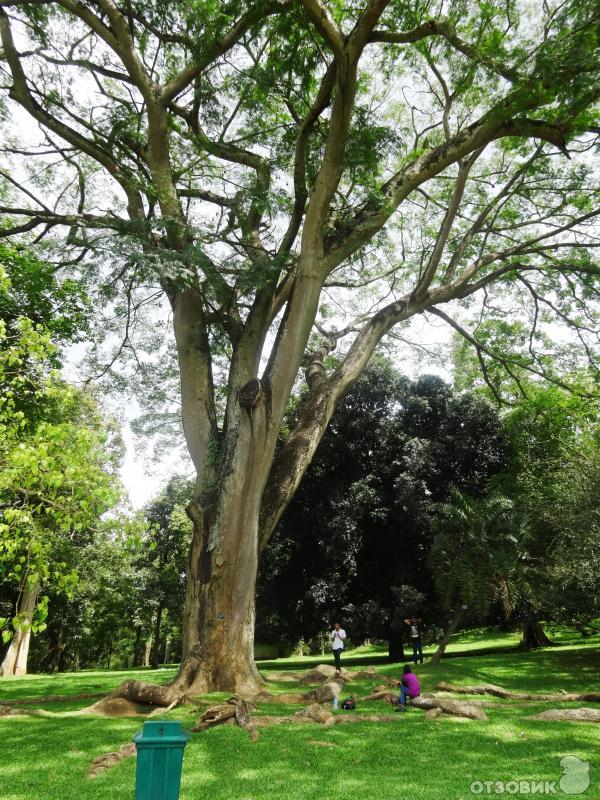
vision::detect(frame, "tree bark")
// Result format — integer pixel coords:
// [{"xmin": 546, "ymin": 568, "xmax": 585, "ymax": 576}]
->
[
  {"xmin": 430, "ymin": 608, "xmax": 464, "ymax": 666},
  {"xmin": 0, "ymin": 582, "xmax": 38, "ymax": 677},
  {"xmin": 171, "ymin": 488, "xmax": 265, "ymax": 696},
  {"xmin": 521, "ymin": 617, "xmax": 552, "ymax": 650}
]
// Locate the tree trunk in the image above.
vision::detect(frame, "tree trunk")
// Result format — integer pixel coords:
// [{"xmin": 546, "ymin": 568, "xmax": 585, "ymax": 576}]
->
[
  {"xmin": 521, "ymin": 617, "xmax": 551, "ymax": 650},
  {"xmin": 430, "ymin": 608, "xmax": 464, "ymax": 666},
  {"xmin": 0, "ymin": 582, "xmax": 39, "ymax": 677},
  {"xmin": 164, "ymin": 637, "xmax": 172, "ymax": 664},
  {"xmin": 50, "ymin": 629, "xmax": 66, "ymax": 673},
  {"xmin": 170, "ymin": 493, "xmax": 264, "ymax": 696},
  {"xmin": 387, "ymin": 634, "xmax": 405, "ymax": 663},
  {"xmin": 151, "ymin": 605, "xmax": 163, "ymax": 669},
  {"xmin": 143, "ymin": 635, "xmax": 152, "ymax": 667},
  {"xmin": 132, "ymin": 625, "xmax": 144, "ymax": 667}
]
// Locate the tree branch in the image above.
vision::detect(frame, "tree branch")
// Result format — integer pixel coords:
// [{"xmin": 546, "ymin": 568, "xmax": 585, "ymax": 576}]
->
[{"xmin": 160, "ymin": 1, "xmax": 293, "ymax": 106}]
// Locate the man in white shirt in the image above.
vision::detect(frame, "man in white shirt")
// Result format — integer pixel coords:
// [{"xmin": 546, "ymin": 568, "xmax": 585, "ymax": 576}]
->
[{"xmin": 331, "ymin": 622, "xmax": 346, "ymax": 674}]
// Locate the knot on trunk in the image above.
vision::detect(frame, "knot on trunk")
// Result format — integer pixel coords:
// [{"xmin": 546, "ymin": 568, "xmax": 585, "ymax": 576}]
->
[{"xmin": 239, "ymin": 378, "xmax": 263, "ymax": 409}]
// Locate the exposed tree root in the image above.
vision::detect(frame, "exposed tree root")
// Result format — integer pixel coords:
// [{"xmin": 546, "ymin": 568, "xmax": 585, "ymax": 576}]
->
[
  {"xmin": 191, "ymin": 696, "xmax": 258, "ymax": 740},
  {"xmin": 88, "ymin": 743, "xmax": 136, "ymax": 777},
  {"xmin": 526, "ymin": 708, "xmax": 600, "ymax": 723},
  {"xmin": 410, "ymin": 696, "xmax": 487, "ymax": 720},
  {"xmin": 112, "ymin": 680, "xmax": 183, "ymax": 708},
  {"xmin": 361, "ymin": 685, "xmax": 487, "ymax": 719},
  {"xmin": 3, "ymin": 692, "xmax": 106, "ymax": 707},
  {"xmin": 362, "ymin": 686, "xmax": 397, "ymax": 702},
  {"xmin": 298, "ymin": 665, "xmax": 351, "ymax": 685},
  {"xmin": 436, "ymin": 682, "xmax": 600, "ymax": 703},
  {"xmin": 83, "ymin": 697, "xmax": 151, "ymax": 717},
  {"xmin": 100, "ymin": 662, "xmax": 350, "ymax": 711}
]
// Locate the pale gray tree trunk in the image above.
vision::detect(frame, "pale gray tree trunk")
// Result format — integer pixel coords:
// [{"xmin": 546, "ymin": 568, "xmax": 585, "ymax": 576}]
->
[{"xmin": 0, "ymin": 582, "xmax": 39, "ymax": 677}]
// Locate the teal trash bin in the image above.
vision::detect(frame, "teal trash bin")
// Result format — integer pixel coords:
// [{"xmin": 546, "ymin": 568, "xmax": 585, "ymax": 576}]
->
[{"xmin": 133, "ymin": 720, "xmax": 190, "ymax": 800}]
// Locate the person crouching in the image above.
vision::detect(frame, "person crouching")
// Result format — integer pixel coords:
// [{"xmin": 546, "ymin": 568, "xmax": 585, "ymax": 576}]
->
[{"xmin": 391, "ymin": 664, "xmax": 421, "ymax": 711}]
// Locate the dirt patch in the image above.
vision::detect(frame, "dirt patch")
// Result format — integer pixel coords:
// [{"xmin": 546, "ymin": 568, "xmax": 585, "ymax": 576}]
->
[{"xmin": 308, "ymin": 739, "xmax": 336, "ymax": 746}]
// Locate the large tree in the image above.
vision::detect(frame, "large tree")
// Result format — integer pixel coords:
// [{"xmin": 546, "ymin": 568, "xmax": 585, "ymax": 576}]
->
[{"xmin": 0, "ymin": 0, "xmax": 598, "ymax": 695}]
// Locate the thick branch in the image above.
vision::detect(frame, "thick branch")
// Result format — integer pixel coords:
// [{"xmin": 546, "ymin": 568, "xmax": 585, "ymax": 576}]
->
[
  {"xmin": 172, "ymin": 288, "xmax": 218, "ymax": 479},
  {"xmin": 278, "ymin": 60, "xmax": 337, "ymax": 255},
  {"xmin": 369, "ymin": 19, "xmax": 519, "ymax": 82},
  {"xmin": 301, "ymin": 0, "xmax": 345, "ymax": 62},
  {"xmin": 413, "ymin": 156, "xmax": 474, "ymax": 302}
]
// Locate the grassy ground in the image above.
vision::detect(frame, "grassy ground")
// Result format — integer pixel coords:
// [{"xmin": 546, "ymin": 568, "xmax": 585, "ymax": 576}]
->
[{"xmin": 1, "ymin": 627, "xmax": 599, "ymax": 800}]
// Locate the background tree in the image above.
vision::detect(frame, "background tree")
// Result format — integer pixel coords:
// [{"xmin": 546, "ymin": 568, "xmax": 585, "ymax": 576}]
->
[
  {"xmin": 492, "ymin": 384, "xmax": 600, "ymax": 648},
  {"xmin": 257, "ymin": 359, "xmax": 504, "ymax": 658},
  {"xmin": 427, "ymin": 489, "xmax": 520, "ymax": 664},
  {"xmin": 27, "ymin": 525, "xmax": 139, "ymax": 672},
  {"xmin": 1, "ymin": 0, "xmax": 598, "ymax": 694},
  {"xmin": 139, "ymin": 476, "xmax": 193, "ymax": 669},
  {"xmin": 0, "ymin": 259, "xmax": 122, "ymax": 676}
]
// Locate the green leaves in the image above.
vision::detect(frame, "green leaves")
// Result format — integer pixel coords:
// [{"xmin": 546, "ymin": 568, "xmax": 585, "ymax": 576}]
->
[{"xmin": 0, "ymin": 247, "xmax": 123, "ymax": 653}]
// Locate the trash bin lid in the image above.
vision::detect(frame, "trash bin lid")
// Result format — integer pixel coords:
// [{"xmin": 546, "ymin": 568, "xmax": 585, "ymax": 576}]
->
[{"xmin": 134, "ymin": 720, "xmax": 190, "ymax": 747}]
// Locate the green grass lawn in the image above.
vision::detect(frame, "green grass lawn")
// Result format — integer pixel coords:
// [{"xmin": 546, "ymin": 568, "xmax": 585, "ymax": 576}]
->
[{"xmin": 1, "ymin": 627, "xmax": 599, "ymax": 800}]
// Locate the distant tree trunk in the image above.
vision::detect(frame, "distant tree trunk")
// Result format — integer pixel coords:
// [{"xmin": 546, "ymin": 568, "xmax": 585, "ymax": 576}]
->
[
  {"xmin": 430, "ymin": 608, "xmax": 464, "ymax": 666},
  {"xmin": 388, "ymin": 633, "xmax": 405, "ymax": 662},
  {"xmin": 164, "ymin": 636, "xmax": 172, "ymax": 665},
  {"xmin": 132, "ymin": 625, "xmax": 144, "ymax": 667},
  {"xmin": 151, "ymin": 605, "xmax": 163, "ymax": 669},
  {"xmin": 50, "ymin": 629, "xmax": 66, "ymax": 673},
  {"xmin": 0, "ymin": 582, "xmax": 39, "ymax": 677},
  {"xmin": 521, "ymin": 617, "xmax": 551, "ymax": 650}
]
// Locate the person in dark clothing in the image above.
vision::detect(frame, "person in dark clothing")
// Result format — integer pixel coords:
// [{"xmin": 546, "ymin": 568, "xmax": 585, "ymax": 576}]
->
[{"xmin": 404, "ymin": 616, "xmax": 423, "ymax": 664}]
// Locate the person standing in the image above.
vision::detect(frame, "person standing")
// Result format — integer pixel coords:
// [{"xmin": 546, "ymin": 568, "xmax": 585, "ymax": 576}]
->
[
  {"xmin": 404, "ymin": 616, "xmax": 423, "ymax": 664},
  {"xmin": 331, "ymin": 622, "xmax": 346, "ymax": 674}
]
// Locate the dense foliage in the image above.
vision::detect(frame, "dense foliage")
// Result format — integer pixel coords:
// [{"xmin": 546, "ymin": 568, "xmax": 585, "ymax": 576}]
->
[{"xmin": 256, "ymin": 359, "xmax": 505, "ymax": 654}]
